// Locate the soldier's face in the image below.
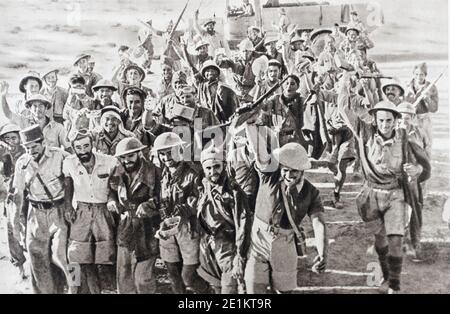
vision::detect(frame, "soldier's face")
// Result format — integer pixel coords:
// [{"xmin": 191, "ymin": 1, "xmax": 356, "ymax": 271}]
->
[
  {"xmin": 204, "ymin": 68, "xmax": 219, "ymax": 82},
  {"xmin": 118, "ymin": 152, "xmax": 140, "ymax": 172},
  {"xmin": 180, "ymin": 93, "xmax": 195, "ymax": 107},
  {"xmin": 265, "ymin": 43, "xmax": 277, "ymax": 56},
  {"xmin": 1, "ymin": 132, "xmax": 20, "ymax": 148},
  {"xmin": 283, "ymin": 78, "xmax": 299, "ymax": 97},
  {"xmin": 77, "ymin": 57, "xmax": 89, "ymax": 73},
  {"xmin": 385, "ymin": 85, "xmax": 402, "ymax": 102},
  {"xmin": 248, "ymin": 30, "xmax": 258, "ymax": 41},
  {"xmin": 97, "ymin": 88, "xmax": 114, "ymax": 103},
  {"xmin": 398, "ymin": 113, "xmax": 414, "ymax": 129},
  {"xmin": 73, "ymin": 136, "xmax": 93, "ymax": 163},
  {"xmin": 376, "ymin": 111, "xmax": 396, "ymax": 137},
  {"xmin": 103, "ymin": 116, "xmax": 120, "ymax": 135},
  {"xmin": 44, "ymin": 72, "xmax": 58, "ymax": 88},
  {"xmin": 267, "ymin": 66, "xmax": 280, "ymax": 82},
  {"xmin": 292, "ymin": 41, "xmax": 304, "ymax": 51},
  {"xmin": 347, "ymin": 30, "xmax": 358, "ymax": 41},
  {"xmin": 173, "ymin": 81, "xmax": 186, "ymax": 96},
  {"xmin": 158, "ymin": 148, "xmax": 181, "ymax": 168},
  {"xmin": 163, "ymin": 67, "xmax": 173, "ymax": 81},
  {"xmin": 281, "ymin": 167, "xmax": 304, "ymax": 188},
  {"xmin": 206, "ymin": 23, "xmax": 215, "ymax": 33},
  {"xmin": 25, "ymin": 79, "xmax": 41, "ymax": 95},
  {"xmin": 202, "ymin": 160, "xmax": 224, "ymax": 184},
  {"xmin": 126, "ymin": 69, "xmax": 142, "ymax": 84},
  {"xmin": 126, "ymin": 94, "xmax": 143, "ymax": 118},
  {"xmin": 25, "ymin": 141, "xmax": 44, "ymax": 161},
  {"xmin": 197, "ymin": 45, "xmax": 208, "ymax": 56},
  {"xmin": 414, "ymin": 69, "xmax": 426, "ymax": 85},
  {"xmin": 30, "ymin": 101, "xmax": 47, "ymax": 120}
]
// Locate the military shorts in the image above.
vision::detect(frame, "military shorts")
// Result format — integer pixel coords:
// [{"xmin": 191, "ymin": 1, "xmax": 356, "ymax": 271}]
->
[
  {"xmin": 159, "ymin": 222, "xmax": 200, "ymax": 265},
  {"xmin": 68, "ymin": 202, "xmax": 116, "ymax": 265},
  {"xmin": 244, "ymin": 217, "xmax": 298, "ymax": 292},
  {"xmin": 364, "ymin": 188, "xmax": 410, "ymax": 237}
]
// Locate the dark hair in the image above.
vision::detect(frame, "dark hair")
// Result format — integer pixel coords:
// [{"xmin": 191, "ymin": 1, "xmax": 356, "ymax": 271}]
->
[
  {"xmin": 69, "ymin": 74, "xmax": 86, "ymax": 86},
  {"xmin": 124, "ymin": 88, "xmax": 146, "ymax": 103},
  {"xmin": 286, "ymin": 74, "xmax": 300, "ymax": 86}
]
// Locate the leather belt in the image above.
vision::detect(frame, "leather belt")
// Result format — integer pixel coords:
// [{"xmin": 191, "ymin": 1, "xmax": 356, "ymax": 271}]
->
[{"xmin": 30, "ymin": 198, "xmax": 64, "ymax": 210}]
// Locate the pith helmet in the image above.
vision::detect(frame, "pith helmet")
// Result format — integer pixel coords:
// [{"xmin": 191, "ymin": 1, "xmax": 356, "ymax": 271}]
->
[
  {"xmin": 115, "ymin": 137, "xmax": 147, "ymax": 157},
  {"xmin": 382, "ymin": 78, "xmax": 405, "ymax": 97},
  {"xmin": 24, "ymin": 94, "xmax": 52, "ymax": 109},
  {"xmin": 273, "ymin": 142, "xmax": 311, "ymax": 171},
  {"xmin": 152, "ymin": 132, "xmax": 186, "ymax": 152}
]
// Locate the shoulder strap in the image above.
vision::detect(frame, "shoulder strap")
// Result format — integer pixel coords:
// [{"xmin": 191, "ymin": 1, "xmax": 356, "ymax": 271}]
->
[
  {"xmin": 35, "ymin": 172, "xmax": 55, "ymax": 202},
  {"xmin": 280, "ymin": 183, "xmax": 305, "ymax": 242},
  {"xmin": 205, "ymin": 184, "xmax": 234, "ymax": 225}
]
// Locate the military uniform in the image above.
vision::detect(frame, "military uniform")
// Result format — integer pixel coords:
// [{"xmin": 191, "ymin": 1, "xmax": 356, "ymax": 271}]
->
[
  {"xmin": 109, "ymin": 158, "xmax": 161, "ymax": 294},
  {"xmin": 93, "ymin": 129, "xmax": 136, "ymax": 156},
  {"xmin": 63, "ymin": 152, "xmax": 118, "ymax": 293},
  {"xmin": 13, "ymin": 144, "xmax": 72, "ymax": 294},
  {"xmin": 257, "ymin": 93, "xmax": 307, "ymax": 147},
  {"xmin": 196, "ymin": 174, "xmax": 251, "ymax": 294},
  {"xmin": 40, "ymin": 85, "xmax": 69, "ymax": 124}
]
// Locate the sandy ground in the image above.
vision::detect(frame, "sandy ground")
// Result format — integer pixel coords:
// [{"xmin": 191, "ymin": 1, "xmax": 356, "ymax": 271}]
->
[{"xmin": 0, "ymin": 0, "xmax": 449, "ymax": 294}]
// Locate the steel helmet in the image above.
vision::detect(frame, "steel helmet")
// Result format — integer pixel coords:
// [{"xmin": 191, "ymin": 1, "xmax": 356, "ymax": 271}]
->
[
  {"xmin": 273, "ymin": 142, "xmax": 311, "ymax": 171},
  {"xmin": 396, "ymin": 102, "xmax": 416, "ymax": 115},
  {"xmin": 152, "ymin": 132, "xmax": 185, "ymax": 152},
  {"xmin": 368, "ymin": 100, "xmax": 401, "ymax": 119},
  {"xmin": 115, "ymin": 137, "xmax": 147, "ymax": 157},
  {"xmin": 382, "ymin": 78, "xmax": 405, "ymax": 97}
]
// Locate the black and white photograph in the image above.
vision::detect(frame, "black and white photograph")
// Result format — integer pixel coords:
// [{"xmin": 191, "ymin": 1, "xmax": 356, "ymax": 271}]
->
[{"xmin": 0, "ymin": 0, "xmax": 448, "ymax": 297}]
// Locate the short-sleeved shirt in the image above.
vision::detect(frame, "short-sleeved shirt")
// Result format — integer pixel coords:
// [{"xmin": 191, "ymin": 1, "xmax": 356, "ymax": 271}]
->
[
  {"xmin": 63, "ymin": 152, "xmax": 117, "ymax": 203},
  {"xmin": 13, "ymin": 147, "xmax": 69, "ymax": 202},
  {"xmin": 254, "ymin": 168, "xmax": 324, "ymax": 229}
]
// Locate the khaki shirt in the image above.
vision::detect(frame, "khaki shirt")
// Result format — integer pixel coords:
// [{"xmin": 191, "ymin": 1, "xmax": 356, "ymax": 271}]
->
[
  {"xmin": 63, "ymin": 152, "xmax": 117, "ymax": 203},
  {"xmin": 13, "ymin": 147, "xmax": 69, "ymax": 202},
  {"xmin": 93, "ymin": 129, "xmax": 135, "ymax": 156}
]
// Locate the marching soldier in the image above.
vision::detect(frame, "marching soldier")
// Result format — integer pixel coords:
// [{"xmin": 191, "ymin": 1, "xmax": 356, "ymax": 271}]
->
[
  {"xmin": 63, "ymin": 129, "xmax": 118, "ymax": 294},
  {"xmin": 405, "ymin": 62, "xmax": 439, "ymax": 151},
  {"xmin": 382, "ymin": 78, "xmax": 405, "ymax": 106},
  {"xmin": 338, "ymin": 72, "xmax": 430, "ymax": 294},
  {"xmin": 119, "ymin": 64, "xmax": 156, "ymax": 101},
  {"xmin": 196, "ymin": 144, "xmax": 251, "ymax": 294},
  {"xmin": 92, "ymin": 79, "xmax": 121, "ymax": 110},
  {"xmin": 12, "ymin": 125, "xmax": 74, "ymax": 294},
  {"xmin": 40, "ymin": 69, "xmax": 68, "ymax": 124},
  {"xmin": 108, "ymin": 137, "xmax": 161, "ymax": 293},
  {"xmin": 249, "ymin": 59, "xmax": 282, "ymax": 101},
  {"xmin": 156, "ymin": 57, "xmax": 175, "ymax": 99},
  {"xmin": 339, "ymin": 26, "xmax": 374, "ymax": 61},
  {"xmin": 112, "ymin": 46, "xmax": 138, "ymax": 84},
  {"xmin": 244, "ymin": 125, "xmax": 328, "ymax": 293},
  {"xmin": 152, "ymin": 132, "xmax": 210, "ymax": 294},
  {"xmin": 16, "ymin": 72, "xmax": 43, "ymax": 114},
  {"xmin": 194, "ymin": 10, "xmax": 231, "ymax": 57},
  {"xmin": 0, "ymin": 124, "xmax": 27, "ymax": 280}
]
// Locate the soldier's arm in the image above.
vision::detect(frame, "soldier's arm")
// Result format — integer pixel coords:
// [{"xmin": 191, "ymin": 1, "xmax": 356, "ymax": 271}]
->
[
  {"xmin": 308, "ymin": 188, "xmax": 328, "ymax": 266},
  {"xmin": 422, "ymin": 84, "xmax": 439, "ymax": 112},
  {"xmin": 232, "ymin": 189, "xmax": 252, "ymax": 259},
  {"xmin": 245, "ymin": 123, "xmax": 279, "ymax": 173}
]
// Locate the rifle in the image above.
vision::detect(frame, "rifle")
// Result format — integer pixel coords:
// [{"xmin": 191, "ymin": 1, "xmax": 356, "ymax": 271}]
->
[
  {"xmin": 168, "ymin": 0, "xmax": 190, "ymax": 41},
  {"xmin": 412, "ymin": 66, "xmax": 447, "ymax": 109}
]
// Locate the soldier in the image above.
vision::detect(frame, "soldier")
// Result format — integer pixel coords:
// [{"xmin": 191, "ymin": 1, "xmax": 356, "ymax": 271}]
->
[
  {"xmin": 247, "ymin": 26, "xmax": 265, "ymax": 54},
  {"xmin": 196, "ymin": 144, "xmax": 251, "ymax": 294},
  {"xmin": 182, "ymin": 40, "xmax": 213, "ymax": 77},
  {"xmin": 194, "ymin": 10, "xmax": 231, "ymax": 57},
  {"xmin": 231, "ymin": 39, "xmax": 257, "ymax": 97},
  {"xmin": 92, "ymin": 79, "xmax": 121, "ymax": 110},
  {"xmin": 73, "ymin": 53, "xmax": 102, "ymax": 98},
  {"xmin": 14, "ymin": 71, "xmax": 43, "ymax": 115},
  {"xmin": 255, "ymin": 74, "xmax": 308, "ymax": 147},
  {"xmin": 382, "ymin": 78, "xmax": 405, "ymax": 106},
  {"xmin": 244, "ymin": 125, "xmax": 328, "ymax": 294},
  {"xmin": 397, "ymin": 102, "xmax": 430, "ymax": 260},
  {"xmin": 152, "ymin": 132, "xmax": 210, "ymax": 294},
  {"xmin": 196, "ymin": 60, "xmax": 240, "ymax": 124},
  {"xmin": 63, "ymin": 129, "xmax": 118, "ymax": 294},
  {"xmin": 137, "ymin": 22, "xmax": 156, "ymax": 75},
  {"xmin": 1, "ymin": 84, "xmax": 70, "ymax": 150},
  {"xmin": 282, "ymin": 34, "xmax": 308, "ymax": 73},
  {"xmin": 119, "ymin": 64, "xmax": 156, "ymax": 101},
  {"xmin": 338, "ymin": 72, "xmax": 430, "ymax": 294},
  {"xmin": 339, "ymin": 26, "xmax": 374, "ymax": 61},
  {"xmin": 249, "ymin": 59, "xmax": 282, "ymax": 101},
  {"xmin": 108, "ymin": 137, "xmax": 161, "ymax": 294},
  {"xmin": 316, "ymin": 36, "xmax": 340, "ymax": 90},
  {"xmin": 12, "ymin": 125, "xmax": 74, "ymax": 293},
  {"xmin": 0, "ymin": 124, "xmax": 27, "ymax": 280},
  {"xmin": 405, "ymin": 62, "xmax": 439, "ymax": 151},
  {"xmin": 156, "ymin": 57, "xmax": 175, "ymax": 100},
  {"xmin": 260, "ymin": 38, "xmax": 287, "ymax": 76},
  {"xmin": 40, "ymin": 69, "xmax": 69, "ymax": 124},
  {"xmin": 93, "ymin": 106, "xmax": 135, "ymax": 156},
  {"xmin": 112, "ymin": 45, "xmax": 138, "ymax": 84}
]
